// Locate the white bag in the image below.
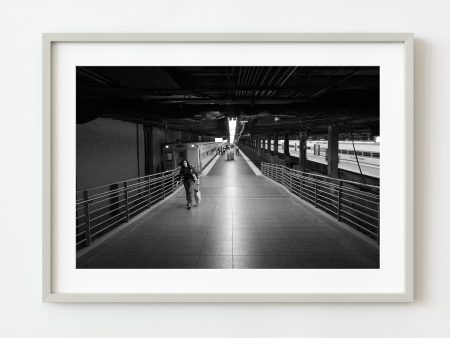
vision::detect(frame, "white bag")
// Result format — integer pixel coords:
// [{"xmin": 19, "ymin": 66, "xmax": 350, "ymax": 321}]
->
[{"xmin": 194, "ymin": 183, "xmax": 201, "ymax": 204}]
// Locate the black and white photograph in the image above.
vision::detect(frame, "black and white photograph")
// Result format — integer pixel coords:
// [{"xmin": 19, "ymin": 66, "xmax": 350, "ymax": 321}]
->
[{"xmin": 75, "ymin": 66, "xmax": 380, "ymax": 269}]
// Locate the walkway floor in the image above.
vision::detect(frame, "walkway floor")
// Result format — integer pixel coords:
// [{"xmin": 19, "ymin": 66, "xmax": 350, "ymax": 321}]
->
[{"xmin": 77, "ymin": 152, "xmax": 379, "ymax": 269}]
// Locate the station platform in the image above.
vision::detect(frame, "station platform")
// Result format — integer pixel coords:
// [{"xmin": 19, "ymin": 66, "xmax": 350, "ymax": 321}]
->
[{"xmin": 77, "ymin": 152, "xmax": 379, "ymax": 269}]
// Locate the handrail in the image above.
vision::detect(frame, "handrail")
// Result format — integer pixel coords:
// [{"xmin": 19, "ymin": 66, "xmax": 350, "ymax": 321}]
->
[
  {"xmin": 76, "ymin": 165, "xmax": 190, "ymax": 249},
  {"xmin": 260, "ymin": 162, "xmax": 380, "ymax": 244}
]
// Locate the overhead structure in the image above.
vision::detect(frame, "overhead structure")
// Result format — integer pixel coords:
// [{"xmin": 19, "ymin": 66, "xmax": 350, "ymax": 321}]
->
[{"xmin": 77, "ymin": 66, "xmax": 380, "ymax": 138}]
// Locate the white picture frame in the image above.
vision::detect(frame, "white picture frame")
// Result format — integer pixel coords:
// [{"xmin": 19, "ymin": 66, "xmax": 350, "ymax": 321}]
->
[{"xmin": 43, "ymin": 33, "xmax": 414, "ymax": 302}]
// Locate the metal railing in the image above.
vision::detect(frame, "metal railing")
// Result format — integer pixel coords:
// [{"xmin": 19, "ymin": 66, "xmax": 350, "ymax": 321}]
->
[
  {"xmin": 75, "ymin": 166, "xmax": 193, "ymax": 249},
  {"xmin": 261, "ymin": 162, "xmax": 380, "ymax": 243}
]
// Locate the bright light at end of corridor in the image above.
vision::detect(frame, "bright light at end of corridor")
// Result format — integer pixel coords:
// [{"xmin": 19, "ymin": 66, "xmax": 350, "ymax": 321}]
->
[{"xmin": 228, "ymin": 117, "xmax": 237, "ymax": 144}]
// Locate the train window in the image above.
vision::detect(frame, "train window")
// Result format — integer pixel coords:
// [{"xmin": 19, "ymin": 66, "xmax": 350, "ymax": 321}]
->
[
  {"xmin": 341, "ymin": 150, "xmax": 348, "ymax": 154},
  {"xmin": 348, "ymin": 151, "xmax": 355, "ymax": 155},
  {"xmin": 363, "ymin": 152, "xmax": 371, "ymax": 156},
  {"xmin": 356, "ymin": 151, "xmax": 363, "ymax": 156},
  {"xmin": 372, "ymin": 152, "xmax": 380, "ymax": 158}
]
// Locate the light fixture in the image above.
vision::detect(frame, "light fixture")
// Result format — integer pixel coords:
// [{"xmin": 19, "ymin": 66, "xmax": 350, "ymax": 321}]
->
[{"xmin": 228, "ymin": 117, "xmax": 237, "ymax": 144}]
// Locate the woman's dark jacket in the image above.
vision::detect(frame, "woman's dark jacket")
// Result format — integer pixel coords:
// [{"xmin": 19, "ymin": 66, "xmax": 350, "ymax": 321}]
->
[{"xmin": 177, "ymin": 167, "xmax": 198, "ymax": 182}]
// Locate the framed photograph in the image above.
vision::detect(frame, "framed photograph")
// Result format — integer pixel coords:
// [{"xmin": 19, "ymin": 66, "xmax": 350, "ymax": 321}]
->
[{"xmin": 43, "ymin": 33, "xmax": 414, "ymax": 302}]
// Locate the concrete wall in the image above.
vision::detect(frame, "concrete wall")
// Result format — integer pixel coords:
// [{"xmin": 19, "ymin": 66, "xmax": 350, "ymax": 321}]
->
[
  {"xmin": 77, "ymin": 118, "xmax": 210, "ymax": 190},
  {"xmin": 76, "ymin": 117, "xmax": 145, "ymax": 190}
]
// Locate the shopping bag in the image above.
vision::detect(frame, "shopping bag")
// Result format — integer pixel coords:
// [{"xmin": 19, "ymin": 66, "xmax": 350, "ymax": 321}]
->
[{"xmin": 194, "ymin": 185, "xmax": 201, "ymax": 204}]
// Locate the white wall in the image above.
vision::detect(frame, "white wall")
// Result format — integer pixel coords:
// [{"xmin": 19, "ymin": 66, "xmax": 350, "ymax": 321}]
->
[{"xmin": 0, "ymin": 0, "xmax": 449, "ymax": 337}]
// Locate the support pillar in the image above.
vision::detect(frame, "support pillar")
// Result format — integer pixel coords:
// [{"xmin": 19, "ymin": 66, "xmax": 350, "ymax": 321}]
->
[
  {"xmin": 327, "ymin": 124, "xmax": 339, "ymax": 178},
  {"xmin": 273, "ymin": 134, "xmax": 279, "ymax": 157},
  {"xmin": 283, "ymin": 132, "xmax": 290, "ymax": 167},
  {"xmin": 267, "ymin": 135, "xmax": 272, "ymax": 153},
  {"xmin": 144, "ymin": 125, "xmax": 154, "ymax": 174},
  {"xmin": 256, "ymin": 136, "xmax": 261, "ymax": 156},
  {"xmin": 298, "ymin": 131, "xmax": 307, "ymax": 172},
  {"xmin": 262, "ymin": 138, "xmax": 266, "ymax": 153}
]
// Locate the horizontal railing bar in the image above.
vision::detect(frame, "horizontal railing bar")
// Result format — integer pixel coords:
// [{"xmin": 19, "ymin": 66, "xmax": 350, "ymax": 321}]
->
[
  {"xmin": 263, "ymin": 163, "xmax": 379, "ymax": 190},
  {"xmin": 129, "ymin": 202, "xmax": 151, "ymax": 217},
  {"xmin": 128, "ymin": 189, "xmax": 149, "ymax": 200},
  {"xmin": 339, "ymin": 215, "xmax": 378, "ymax": 237},
  {"xmin": 316, "ymin": 193, "xmax": 338, "ymax": 205},
  {"xmin": 340, "ymin": 192, "xmax": 379, "ymax": 204},
  {"xmin": 90, "ymin": 205, "xmax": 127, "ymax": 222},
  {"xmin": 340, "ymin": 210, "xmax": 378, "ymax": 229},
  {"xmin": 290, "ymin": 177, "xmax": 378, "ymax": 202},
  {"xmin": 76, "ymin": 238, "xmax": 87, "ymax": 246},
  {"xmin": 316, "ymin": 202, "xmax": 338, "ymax": 215},
  {"xmin": 76, "ymin": 174, "xmax": 180, "ymax": 204},
  {"xmin": 340, "ymin": 188, "xmax": 379, "ymax": 200},
  {"xmin": 340, "ymin": 203, "xmax": 378, "ymax": 221},
  {"xmin": 340, "ymin": 197, "xmax": 379, "ymax": 212},
  {"xmin": 129, "ymin": 196, "xmax": 151, "ymax": 207},
  {"xmin": 90, "ymin": 210, "xmax": 127, "ymax": 230},
  {"xmin": 315, "ymin": 187, "xmax": 338, "ymax": 199},
  {"xmin": 91, "ymin": 216, "xmax": 128, "ymax": 238},
  {"xmin": 291, "ymin": 176, "xmax": 378, "ymax": 199},
  {"xmin": 79, "ymin": 189, "xmax": 126, "ymax": 205},
  {"xmin": 90, "ymin": 199, "xmax": 126, "ymax": 214},
  {"xmin": 76, "ymin": 169, "xmax": 180, "ymax": 193},
  {"xmin": 128, "ymin": 197, "xmax": 152, "ymax": 212}
]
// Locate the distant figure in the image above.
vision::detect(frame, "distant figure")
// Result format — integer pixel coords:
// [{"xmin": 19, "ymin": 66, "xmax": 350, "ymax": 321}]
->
[
  {"xmin": 176, "ymin": 160, "xmax": 199, "ymax": 210},
  {"xmin": 235, "ymin": 146, "xmax": 240, "ymax": 156}
]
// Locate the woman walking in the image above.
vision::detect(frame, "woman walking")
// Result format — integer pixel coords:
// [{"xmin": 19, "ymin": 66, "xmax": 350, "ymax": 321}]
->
[{"xmin": 176, "ymin": 160, "xmax": 199, "ymax": 210}]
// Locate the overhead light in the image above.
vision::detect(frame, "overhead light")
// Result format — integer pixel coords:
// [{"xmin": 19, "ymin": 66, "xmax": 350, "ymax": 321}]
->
[
  {"xmin": 165, "ymin": 145, "xmax": 169, "ymax": 149},
  {"xmin": 228, "ymin": 117, "xmax": 237, "ymax": 144},
  {"xmin": 274, "ymin": 116, "xmax": 280, "ymax": 122}
]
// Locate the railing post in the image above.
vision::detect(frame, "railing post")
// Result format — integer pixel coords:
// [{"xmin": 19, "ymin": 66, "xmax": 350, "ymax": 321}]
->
[
  {"xmin": 377, "ymin": 199, "xmax": 380, "ymax": 245},
  {"xmin": 289, "ymin": 168, "xmax": 293, "ymax": 191},
  {"xmin": 162, "ymin": 172, "xmax": 166, "ymax": 198},
  {"xmin": 147, "ymin": 176, "xmax": 152, "ymax": 207},
  {"xmin": 314, "ymin": 180, "xmax": 318, "ymax": 207},
  {"xmin": 300, "ymin": 172, "xmax": 303, "ymax": 200},
  {"xmin": 124, "ymin": 181, "xmax": 130, "ymax": 222},
  {"xmin": 171, "ymin": 171, "xmax": 175, "ymax": 193},
  {"xmin": 337, "ymin": 181, "xmax": 342, "ymax": 221},
  {"xmin": 83, "ymin": 190, "xmax": 91, "ymax": 247}
]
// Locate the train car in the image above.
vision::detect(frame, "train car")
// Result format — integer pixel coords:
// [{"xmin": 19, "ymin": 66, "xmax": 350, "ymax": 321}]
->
[
  {"xmin": 306, "ymin": 140, "xmax": 380, "ymax": 166},
  {"xmin": 162, "ymin": 141, "xmax": 219, "ymax": 172}
]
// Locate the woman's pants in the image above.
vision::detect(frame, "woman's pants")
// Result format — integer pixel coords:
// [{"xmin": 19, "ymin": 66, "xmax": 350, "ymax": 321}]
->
[{"xmin": 183, "ymin": 179, "xmax": 195, "ymax": 205}]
